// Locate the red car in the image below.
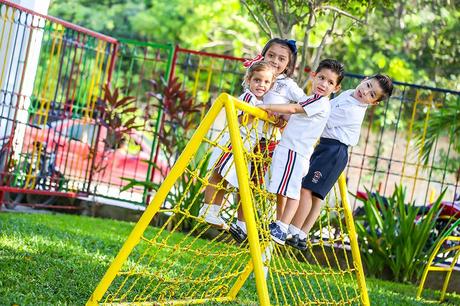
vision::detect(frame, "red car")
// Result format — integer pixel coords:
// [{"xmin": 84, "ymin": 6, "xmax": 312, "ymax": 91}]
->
[{"xmin": 19, "ymin": 118, "xmax": 168, "ymax": 199}]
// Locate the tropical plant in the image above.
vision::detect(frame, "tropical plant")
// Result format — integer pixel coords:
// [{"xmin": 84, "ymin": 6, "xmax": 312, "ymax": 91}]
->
[
  {"xmin": 354, "ymin": 185, "xmax": 447, "ymax": 283},
  {"xmin": 92, "ymin": 85, "xmax": 140, "ymax": 175},
  {"xmin": 123, "ymin": 76, "xmax": 209, "ymax": 230},
  {"xmin": 415, "ymin": 95, "xmax": 460, "ymax": 181},
  {"xmin": 99, "ymin": 85, "xmax": 140, "ymax": 148}
]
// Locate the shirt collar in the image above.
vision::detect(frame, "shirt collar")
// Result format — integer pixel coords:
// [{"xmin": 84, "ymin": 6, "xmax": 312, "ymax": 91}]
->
[
  {"xmin": 348, "ymin": 90, "xmax": 368, "ymax": 107},
  {"xmin": 276, "ymin": 74, "xmax": 288, "ymax": 80}
]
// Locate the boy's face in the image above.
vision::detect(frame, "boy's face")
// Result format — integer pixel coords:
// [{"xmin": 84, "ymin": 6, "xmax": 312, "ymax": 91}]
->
[
  {"xmin": 353, "ymin": 78, "xmax": 384, "ymax": 105},
  {"xmin": 248, "ymin": 70, "xmax": 274, "ymax": 99},
  {"xmin": 311, "ymin": 68, "xmax": 341, "ymax": 97}
]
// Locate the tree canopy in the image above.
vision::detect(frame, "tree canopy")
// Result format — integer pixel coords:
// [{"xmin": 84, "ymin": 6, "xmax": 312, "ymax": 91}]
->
[
  {"xmin": 49, "ymin": 0, "xmax": 262, "ymax": 55},
  {"xmin": 49, "ymin": 0, "xmax": 459, "ymax": 90}
]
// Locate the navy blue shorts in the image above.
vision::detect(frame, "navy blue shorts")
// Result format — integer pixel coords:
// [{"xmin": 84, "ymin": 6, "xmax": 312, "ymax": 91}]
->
[{"xmin": 301, "ymin": 138, "xmax": 348, "ymax": 200}]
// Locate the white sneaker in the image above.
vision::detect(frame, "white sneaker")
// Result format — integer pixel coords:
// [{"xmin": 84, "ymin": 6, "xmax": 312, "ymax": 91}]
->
[{"xmin": 198, "ymin": 206, "xmax": 229, "ymax": 230}]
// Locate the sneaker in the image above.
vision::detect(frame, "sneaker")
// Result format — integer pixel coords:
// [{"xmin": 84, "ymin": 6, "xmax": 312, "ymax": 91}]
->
[
  {"xmin": 229, "ymin": 223, "xmax": 247, "ymax": 244},
  {"xmin": 270, "ymin": 223, "xmax": 287, "ymax": 245},
  {"xmin": 198, "ymin": 206, "xmax": 229, "ymax": 230},
  {"xmin": 268, "ymin": 222, "xmax": 276, "ymax": 230},
  {"xmin": 285, "ymin": 234, "xmax": 307, "ymax": 251}
]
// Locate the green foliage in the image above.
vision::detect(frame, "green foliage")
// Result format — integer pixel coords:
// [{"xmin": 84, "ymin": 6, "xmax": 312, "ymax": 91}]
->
[
  {"xmin": 415, "ymin": 95, "xmax": 460, "ymax": 167},
  {"xmin": 123, "ymin": 76, "xmax": 209, "ymax": 224},
  {"xmin": 330, "ymin": 0, "xmax": 460, "ymax": 89},
  {"xmin": 49, "ymin": 0, "xmax": 261, "ymax": 55},
  {"xmin": 242, "ymin": 0, "xmax": 376, "ymax": 84},
  {"xmin": 49, "ymin": 0, "xmax": 459, "ymax": 89},
  {"xmin": 355, "ymin": 185, "xmax": 447, "ymax": 282},
  {"xmin": 145, "ymin": 76, "xmax": 206, "ymax": 156},
  {"xmin": 91, "ymin": 85, "xmax": 140, "ymax": 175},
  {"xmin": 99, "ymin": 85, "xmax": 140, "ymax": 147},
  {"xmin": 1, "ymin": 212, "xmax": 460, "ymax": 305}
]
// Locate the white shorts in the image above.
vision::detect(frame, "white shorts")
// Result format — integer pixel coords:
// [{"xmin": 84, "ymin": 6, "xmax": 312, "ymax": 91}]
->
[
  {"xmin": 267, "ymin": 145, "xmax": 309, "ymax": 200},
  {"xmin": 208, "ymin": 132, "xmax": 257, "ymax": 188}
]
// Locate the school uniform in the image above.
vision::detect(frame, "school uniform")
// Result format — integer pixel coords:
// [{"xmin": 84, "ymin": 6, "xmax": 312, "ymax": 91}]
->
[
  {"xmin": 261, "ymin": 74, "xmax": 310, "ymax": 140},
  {"xmin": 302, "ymin": 89, "xmax": 368, "ymax": 199},
  {"xmin": 254, "ymin": 75, "xmax": 311, "ymax": 180},
  {"xmin": 264, "ymin": 74, "xmax": 309, "ymax": 105},
  {"xmin": 267, "ymin": 94, "xmax": 330, "ymax": 200},
  {"xmin": 208, "ymin": 90, "xmax": 263, "ymax": 188}
]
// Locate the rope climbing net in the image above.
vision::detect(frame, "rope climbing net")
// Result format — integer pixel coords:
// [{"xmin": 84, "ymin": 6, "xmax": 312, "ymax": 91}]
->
[{"xmin": 87, "ymin": 93, "xmax": 369, "ymax": 305}]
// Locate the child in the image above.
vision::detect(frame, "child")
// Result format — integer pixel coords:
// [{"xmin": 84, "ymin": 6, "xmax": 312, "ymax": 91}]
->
[
  {"xmin": 260, "ymin": 59, "xmax": 345, "ymax": 245},
  {"xmin": 198, "ymin": 61, "xmax": 276, "ymax": 229},
  {"xmin": 286, "ymin": 74, "xmax": 394, "ymax": 250},
  {"xmin": 227, "ymin": 38, "xmax": 319, "ymax": 242}
]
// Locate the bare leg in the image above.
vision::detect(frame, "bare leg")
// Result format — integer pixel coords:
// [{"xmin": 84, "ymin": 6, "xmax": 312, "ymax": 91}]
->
[
  {"xmin": 301, "ymin": 196, "xmax": 322, "ymax": 235},
  {"xmin": 236, "ymin": 202, "xmax": 244, "ymax": 221},
  {"xmin": 204, "ymin": 171, "xmax": 227, "ymax": 205},
  {"xmin": 290, "ymin": 188, "xmax": 313, "ymax": 229},
  {"xmin": 234, "ymin": 193, "xmax": 245, "ymax": 222},
  {"xmin": 279, "ymin": 197, "xmax": 300, "ymax": 225},
  {"xmin": 276, "ymin": 194, "xmax": 286, "ymax": 219}
]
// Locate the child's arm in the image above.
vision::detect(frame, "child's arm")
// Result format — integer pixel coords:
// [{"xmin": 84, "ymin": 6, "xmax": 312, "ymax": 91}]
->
[{"xmin": 259, "ymin": 103, "xmax": 304, "ymax": 115}]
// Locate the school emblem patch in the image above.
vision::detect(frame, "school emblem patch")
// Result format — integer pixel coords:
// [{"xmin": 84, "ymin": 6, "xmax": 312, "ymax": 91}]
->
[{"xmin": 312, "ymin": 171, "xmax": 322, "ymax": 183}]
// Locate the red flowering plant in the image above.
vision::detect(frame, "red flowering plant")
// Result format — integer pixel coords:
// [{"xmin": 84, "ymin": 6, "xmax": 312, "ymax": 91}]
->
[
  {"xmin": 123, "ymin": 76, "xmax": 209, "ymax": 230},
  {"xmin": 92, "ymin": 85, "xmax": 140, "ymax": 174}
]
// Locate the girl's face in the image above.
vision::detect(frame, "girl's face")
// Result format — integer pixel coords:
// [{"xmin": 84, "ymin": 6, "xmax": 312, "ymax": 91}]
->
[
  {"xmin": 264, "ymin": 43, "xmax": 291, "ymax": 76},
  {"xmin": 248, "ymin": 70, "xmax": 274, "ymax": 99}
]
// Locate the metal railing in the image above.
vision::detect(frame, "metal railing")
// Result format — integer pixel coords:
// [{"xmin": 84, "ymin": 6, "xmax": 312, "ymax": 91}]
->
[{"xmin": 1, "ymin": 0, "xmax": 458, "ymax": 209}]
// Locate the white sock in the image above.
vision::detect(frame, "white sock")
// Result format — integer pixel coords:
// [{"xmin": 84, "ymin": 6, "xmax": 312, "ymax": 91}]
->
[
  {"xmin": 276, "ymin": 220, "xmax": 288, "ymax": 233},
  {"xmin": 298, "ymin": 230, "xmax": 307, "ymax": 240},
  {"xmin": 288, "ymin": 224, "xmax": 301, "ymax": 236},
  {"xmin": 200, "ymin": 203, "xmax": 210, "ymax": 214},
  {"xmin": 236, "ymin": 220, "xmax": 247, "ymax": 234},
  {"xmin": 200, "ymin": 203, "xmax": 219, "ymax": 216},
  {"xmin": 209, "ymin": 204, "xmax": 221, "ymax": 214}
]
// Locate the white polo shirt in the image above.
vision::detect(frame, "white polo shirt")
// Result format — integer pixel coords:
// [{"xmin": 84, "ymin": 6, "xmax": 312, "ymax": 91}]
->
[
  {"xmin": 262, "ymin": 75, "xmax": 310, "ymax": 139},
  {"xmin": 263, "ymin": 74, "xmax": 309, "ymax": 105},
  {"xmin": 321, "ymin": 89, "xmax": 368, "ymax": 146},
  {"xmin": 238, "ymin": 89, "xmax": 263, "ymax": 107},
  {"xmin": 278, "ymin": 94, "xmax": 330, "ymax": 158},
  {"xmin": 237, "ymin": 89, "xmax": 263, "ymax": 138}
]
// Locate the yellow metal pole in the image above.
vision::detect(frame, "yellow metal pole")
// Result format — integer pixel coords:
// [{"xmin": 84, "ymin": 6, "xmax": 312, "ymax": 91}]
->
[
  {"xmin": 85, "ymin": 40, "xmax": 103, "ymax": 119},
  {"xmin": 224, "ymin": 95, "xmax": 270, "ymax": 306},
  {"xmin": 86, "ymin": 95, "xmax": 225, "ymax": 305},
  {"xmin": 228, "ymin": 260, "xmax": 254, "ymax": 299},
  {"xmin": 0, "ymin": 7, "xmax": 14, "ymax": 89},
  {"xmin": 400, "ymin": 91, "xmax": 420, "ymax": 186},
  {"xmin": 191, "ymin": 57, "xmax": 202, "ymax": 100},
  {"xmin": 440, "ymin": 247, "xmax": 460, "ymax": 302},
  {"xmin": 417, "ymin": 235, "xmax": 460, "ymax": 301},
  {"xmin": 337, "ymin": 173, "xmax": 370, "ymax": 306},
  {"xmin": 416, "ymin": 236, "xmax": 443, "ymax": 299},
  {"xmin": 410, "ymin": 93, "xmax": 433, "ymax": 202},
  {"xmin": 429, "ymin": 189, "xmax": 436, "ymax": 204}
]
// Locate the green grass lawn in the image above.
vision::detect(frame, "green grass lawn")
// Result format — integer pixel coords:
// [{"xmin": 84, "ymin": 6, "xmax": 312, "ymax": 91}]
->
[{"xmin": 0, "ymin": 211, "xmax": 459, "ymax": 305}]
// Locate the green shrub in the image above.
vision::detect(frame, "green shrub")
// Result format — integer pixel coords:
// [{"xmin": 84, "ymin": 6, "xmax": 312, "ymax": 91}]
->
[{"xmin": 355, "ymin": 185, "xmax": 446, "ymax": 282}]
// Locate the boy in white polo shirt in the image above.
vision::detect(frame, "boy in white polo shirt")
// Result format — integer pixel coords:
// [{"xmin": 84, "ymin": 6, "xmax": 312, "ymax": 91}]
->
[
  {"xmin": 286, "ymin": 74, "xmax": 394, "ymax": 250},
  {"xmin": 258, "ymin": 59, "xmax": 345, "ymax": 245}
]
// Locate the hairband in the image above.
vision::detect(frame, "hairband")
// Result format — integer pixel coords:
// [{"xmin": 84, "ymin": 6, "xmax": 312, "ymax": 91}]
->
[
  {"xmin": 243, "ymin": 54, "xmax": 264, "ymax": 68},
  {"xmin": 286, "ymin": 39, "xmax": 297, "ymax": 55}
]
